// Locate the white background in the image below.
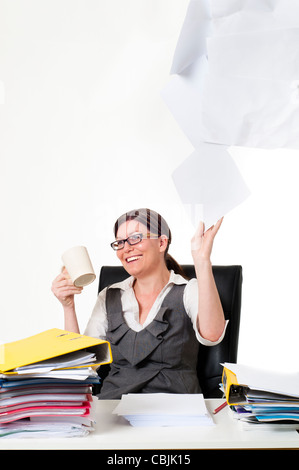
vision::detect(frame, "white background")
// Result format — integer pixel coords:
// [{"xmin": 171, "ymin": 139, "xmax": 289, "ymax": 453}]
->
[{"xmin": 0, "ymin": 0, "xmax": 298, "ymax": 371}]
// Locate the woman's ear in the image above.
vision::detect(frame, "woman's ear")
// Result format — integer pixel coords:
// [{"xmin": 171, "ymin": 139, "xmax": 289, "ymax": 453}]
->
[{"xmin": 159, "ymin": 235, "xmax": 169, "ymax": 253}]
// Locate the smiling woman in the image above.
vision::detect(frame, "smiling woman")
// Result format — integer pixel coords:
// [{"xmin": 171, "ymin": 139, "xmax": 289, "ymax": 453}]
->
[
  {"xmin": 51, "ymin": 207, "xmax": 227, "ymax": 398},
  {"xmin": 111, "ymin": 209, "xmax": 184, "ymax": 325},
  {"xmin": 112, "ymin": 208, "xmax": 187, "ymax": 280}
]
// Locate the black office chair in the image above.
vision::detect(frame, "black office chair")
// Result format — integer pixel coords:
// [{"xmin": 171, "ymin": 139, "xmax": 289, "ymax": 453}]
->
[{"xmin": 96, "ymin": 264, "xmax": 242, "ymax": 398}]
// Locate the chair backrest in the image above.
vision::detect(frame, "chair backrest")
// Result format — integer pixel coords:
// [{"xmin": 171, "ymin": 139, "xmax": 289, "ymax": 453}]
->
[{"xmin": 98, "ymin": 264, "xmax": 242, "ymax": 398}]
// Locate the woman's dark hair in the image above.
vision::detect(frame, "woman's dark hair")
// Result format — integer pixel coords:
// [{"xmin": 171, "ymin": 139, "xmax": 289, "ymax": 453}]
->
[{"xmin": 113, "ymin": 208, "xmax": 188, "ymax": 279}]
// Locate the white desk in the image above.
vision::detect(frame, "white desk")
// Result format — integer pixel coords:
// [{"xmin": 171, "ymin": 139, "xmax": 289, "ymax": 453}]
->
[{"xmin": 1, "ymin": 399, "xmax": 299, "ymax": 450}]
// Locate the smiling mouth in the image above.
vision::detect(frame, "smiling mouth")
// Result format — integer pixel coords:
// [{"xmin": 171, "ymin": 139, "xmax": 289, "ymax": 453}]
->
[{"xmin": 126, "ymin": 255, "xmax": 142, "ymax": 263}]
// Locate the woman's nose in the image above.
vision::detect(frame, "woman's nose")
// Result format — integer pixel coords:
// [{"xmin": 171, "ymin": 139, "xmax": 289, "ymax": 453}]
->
[{"xmin": 124, "ymin": 241, "xmax": 133, "ymax": 251}]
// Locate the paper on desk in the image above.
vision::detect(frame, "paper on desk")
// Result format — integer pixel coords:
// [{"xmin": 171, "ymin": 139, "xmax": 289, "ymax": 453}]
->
[
  {"xmin": 223, "ymin": 363, "xmax": 299, "ymax": 399},
  {"xmin": 172, "ymin": 144, "xmax": 250, "ymax": 228},
  {"xmin": 15, "ymin": 351, "xmax": 97, "ymax": 374},
  {"xmin": 1, "ymin": 367, "xmax": 97, "ymax": 381},
  {"xmin": 113, "ymin": 393, "xmax": 214, "ymax": 427},
  {"xmin": 0, "ymin": 401, "xmax": 96, "ymax": 438}
]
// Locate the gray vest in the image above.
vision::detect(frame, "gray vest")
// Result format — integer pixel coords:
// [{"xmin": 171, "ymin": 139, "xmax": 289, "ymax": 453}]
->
[{"xmin": 98, "ymin": 283, "xmax": 201, "ymax": 399}]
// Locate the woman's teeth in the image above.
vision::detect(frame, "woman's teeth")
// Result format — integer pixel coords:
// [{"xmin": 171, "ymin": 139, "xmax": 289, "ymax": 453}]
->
[{"xmin": 126, "ymin": 256, "xmax": 141, "ymax": 263}]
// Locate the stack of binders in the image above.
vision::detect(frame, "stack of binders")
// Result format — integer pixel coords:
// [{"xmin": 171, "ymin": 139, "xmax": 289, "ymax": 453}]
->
[
  {"xmin": 222, "ymin": 363, "xmax": 299, "ymax": 429},
  {"xmin": 0, "ymin": 329, "xmax": 112, "ymax": 438}
]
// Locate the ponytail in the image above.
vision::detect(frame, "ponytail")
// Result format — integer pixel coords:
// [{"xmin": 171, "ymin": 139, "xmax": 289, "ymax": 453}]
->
[{"xmin": 165, "ymin": 253, "xmax": 189, "ymax": 280}]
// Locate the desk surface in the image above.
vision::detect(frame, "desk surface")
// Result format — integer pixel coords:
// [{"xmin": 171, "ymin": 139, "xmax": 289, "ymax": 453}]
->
[{"xmin": 1, "ymin": 399, "xmax": 299, "ymax": 450}]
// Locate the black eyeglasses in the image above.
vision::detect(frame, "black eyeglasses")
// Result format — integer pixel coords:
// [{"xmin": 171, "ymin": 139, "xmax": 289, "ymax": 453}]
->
[{"xmin": 110, "ymin": 232, "xmax": 158, "ymax": 251}]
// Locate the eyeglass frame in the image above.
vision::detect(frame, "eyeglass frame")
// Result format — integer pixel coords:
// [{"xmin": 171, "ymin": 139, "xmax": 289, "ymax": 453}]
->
[{"xmin": 110, "ymin": 232, "xmax": 159, "ymax": 251}]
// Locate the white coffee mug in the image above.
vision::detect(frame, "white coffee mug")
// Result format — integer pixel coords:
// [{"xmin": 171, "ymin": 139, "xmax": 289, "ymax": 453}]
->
[{"xmin": 61, "ymin": 246, "xmax": 96, "ymax": 287}]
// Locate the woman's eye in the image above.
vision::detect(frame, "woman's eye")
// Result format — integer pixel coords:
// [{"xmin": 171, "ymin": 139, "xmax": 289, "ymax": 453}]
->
[{"xmin": 129, "ymin": 234, "xmax": 142, "ymax": 243}]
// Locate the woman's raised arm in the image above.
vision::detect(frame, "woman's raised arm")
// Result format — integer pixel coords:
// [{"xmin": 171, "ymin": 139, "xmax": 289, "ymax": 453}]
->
[{"xmin": 191, "ymin": 218, "xmax": 226, "ymax": 342}]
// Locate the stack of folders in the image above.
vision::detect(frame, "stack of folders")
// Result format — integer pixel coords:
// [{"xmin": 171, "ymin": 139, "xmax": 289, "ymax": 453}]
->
[
  {"xmin": 222, "ymin": 362, "xmax": 299, "ymax": 429},
  {"xmin": 0, "ymin": 329, "xmax": 112, "ymax": 438},
  {"xmin": 113, "ymin": 393, "xmax": 214, "ymax": 427}
]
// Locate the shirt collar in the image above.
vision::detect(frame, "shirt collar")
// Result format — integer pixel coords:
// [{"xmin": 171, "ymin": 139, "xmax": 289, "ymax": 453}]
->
[{"xmin": 109, "ymin": 269, "xmax": 188, "ymax": 291}]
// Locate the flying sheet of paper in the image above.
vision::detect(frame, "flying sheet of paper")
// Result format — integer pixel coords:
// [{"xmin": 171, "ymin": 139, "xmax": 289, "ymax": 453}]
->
[
  {"xmin": 170, "ymin": 0, "xmax": 211, "ymax": 75},
  {"xmin": 210, "ymin": 0, "xmax": 299, "ymax": 35},
  {"xmin": 207, "ymin": 28, "xmax": 299, "ymax": 82},
  {"xmin": 201, "ymin": 74, "xmax": 299, "ymax": 149},
  {"xmin": 172, "ymin": 144, "xmax": 250, "ymax": 229},
  {"xmin": 162, "ymin": 0, "xmax": 299, "ymax": 226},
  {"xmin": 165, "ymin": 0, "xmax": 299, "ymax": 149},
  {"xmin": 161, "ymin": 56, "xmax": 208, "ymax": 150},
  {"xmin": 201, "ymin": 25, "xmax": 299, "ymax": 148}
]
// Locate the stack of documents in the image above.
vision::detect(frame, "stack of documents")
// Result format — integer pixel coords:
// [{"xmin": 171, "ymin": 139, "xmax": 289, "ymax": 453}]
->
[
  {"xmin": 0, "ymin": 329, "xmax": 112, "ymax": 438},
  {"xmin": 222, "ymin": 363, "xmax": 299, "ymax": 428},
  {"xmin": 113, "ymin": 393, "xmax": 214, "ymax": 427}
]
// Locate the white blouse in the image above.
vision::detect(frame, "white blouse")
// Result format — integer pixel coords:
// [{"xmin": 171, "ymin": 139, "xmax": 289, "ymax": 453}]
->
[{"xmin": 84, "ymin": 270, "xmax": 228, "ymax": 346}]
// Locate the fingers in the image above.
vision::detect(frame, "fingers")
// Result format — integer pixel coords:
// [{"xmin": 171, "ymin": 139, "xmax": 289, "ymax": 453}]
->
[
  {"xmin": 51, "ymin": 269, "xmax": 83, "ymax": 304},
  {"xmin": 214, "ymin": 217, "xmax": 223, "ymax": 230},
  {"xmin": 192, "ymin": 221, "xmax": 205, "ymax": 241},
  {"xmin": 191, "ymin": 217, "xmax": 223, "ymax": 259},
  {"xmin": 60, "ymin": 266, "xmax": 70, "ymax": 277},
  {"xmin": 191, "ymin": 221, "xmax": 205, "ymax": 251},
  {"xmin": 205, "ymin": 217, "xmax": 223, "ymax": 235},
  {"xmin": 53, "ymin": 277, "xmax": 82, "ymax": 293},
  {"xmin": 195, "ymin": 221, "xmax": 205, "ymax": 237}
]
